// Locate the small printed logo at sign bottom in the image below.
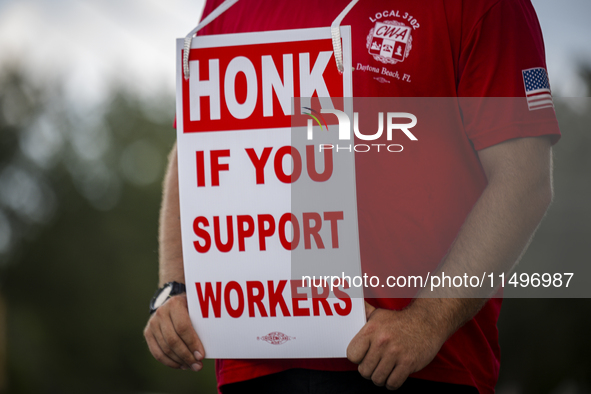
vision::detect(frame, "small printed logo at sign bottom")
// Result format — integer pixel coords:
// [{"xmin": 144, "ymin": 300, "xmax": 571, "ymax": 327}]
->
[{"xmin": 257, "ymin": 332, "xmax": 296, "ymax": 345}]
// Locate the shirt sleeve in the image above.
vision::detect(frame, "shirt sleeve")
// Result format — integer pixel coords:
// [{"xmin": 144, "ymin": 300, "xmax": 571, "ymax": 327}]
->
[{"xmin": 457, "ymin": 0, "xmax": 561, "ymax": 150}]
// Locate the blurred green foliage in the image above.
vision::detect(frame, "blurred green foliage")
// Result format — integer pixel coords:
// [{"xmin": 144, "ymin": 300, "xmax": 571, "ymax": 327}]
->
[
  {"xmin": 0, "ymin": 64, "xmax": 589, "ymax": 394},
  {"xmin": 497, "ymin": 88, "xmax": 591, "ymax": 392},
  {"xmin": 0, "ymin": 68, "xmax": 217, "ymax": 393}
]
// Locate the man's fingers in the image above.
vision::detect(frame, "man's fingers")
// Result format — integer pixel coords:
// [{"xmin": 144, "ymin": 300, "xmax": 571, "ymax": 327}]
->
[
  {"xmin": 154, "ymin": 322, "xmax": 186, "ymax": 366},
  {"xmin": 385, "ymin": 365, "xmax": 411, "ymax": 391},
  {"xmin": 370, "ymin": 353, "xmax": 397, "ymax": 387},
  {"xmin": 169, "ymin": 306, "xmax": 206, "ymax": 367},
  {"xmin": 144, "ymin": 294, "xmax": 206, "ymax": 371},
  {"xmin": 356, "ymin": 341, "xmax": 383, "ymax": 380},
  {"xmin": 346, "ymin": 330, "xmax": 370, "ymax": 365},
  {"xmin": 347, "ymin": 306, "xmax": 443, "ymax": 390},
  {"xmin": 160, "ymin": 310, "xmax": 198, "ymax": 367},
  {"xmin": 145, "ymin": 316, "xmax": 185, "ymax": 366},
  {"xmin": 145, "ymin": 330, "xmax": 182, "ymax": 369},
  {"xmin": 168, "ymin": 296, "xmax": 205, "ymax": 363},
  {"xmin": 170, "ymin": 305, "xmax": 205, "ymax": 360}
]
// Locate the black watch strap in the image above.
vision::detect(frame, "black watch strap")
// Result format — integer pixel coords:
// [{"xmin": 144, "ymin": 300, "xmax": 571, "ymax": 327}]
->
[
  {"xmin": 168, "ymin": 281, "xmax": 186, "ymax": 295},
  {"xmin": 149, "ymin": 281, "xmax": 186, "ymax": 314}
]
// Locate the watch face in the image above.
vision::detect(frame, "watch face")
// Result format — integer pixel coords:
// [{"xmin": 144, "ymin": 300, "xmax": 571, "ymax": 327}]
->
[{"xmin": 154, "ymin": 285, "xmax": 173, "ymax": 308}]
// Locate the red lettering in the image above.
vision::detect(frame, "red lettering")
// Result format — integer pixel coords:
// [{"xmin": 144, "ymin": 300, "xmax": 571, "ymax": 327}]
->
[
  {"xmin": 290, "ymin": 280, "xmax": 310, "ymax": 317},
  {"xmin": 224, "ymin": 281, "xmax": 244, "ymax": 318},
  {"xmin": 237, "ymin": 215, "xmax": 255, "ymax": 252},
  {"xmin": 306, "ymin": 145, "xmax": 333, "ymax": 182},
  {"xmin": 311, "ymin": 285, "xmax": 333, "ymax": 316},
  {"xmin": 196, "ymin": 151, "xmax": 205, "ymax": 187},
  {"xmin": 333, "ymin": 286, "xmax": 352, "ymax": 316},
  {"xmin": 197, "ymin": 280, "xmax": 348, "ymax": 319},
  {"xmin": 195, "ymin": 282, "xmax": 222, "ymax": 318},
  {"xmin": 324, "ymin": 211, "xmax": 344, "ymax": 249},
  {"xmin": 268, "ymin": 280, "xmax": 291, "ymax": 317},
  {"xmin": 245, "ymin": 147, "xmax": 273, "ymax": 184},
  {"xmin": 193, "ymin": 216, "xmax": 211, "ymax": 253},
  {"xmin": 279, "ymin": 213, "xmax": 300, "ymax": 250},
  {"xmin": 303, "ymin": 212, "xmax": 324, "ymax": 249},
  {"xmin": 258, "ymin": 214, "xmax": 275, "ymax": 251},
  {"xmin": 214, "ymin": 216, "xmax": 234, "ymax": 252},
  {"xmin": 274, "ymin": 146, "xmax": 302, "ymax": 183},
  {"xmin": 210, "ymin": 149, "xmax": 230, "ymax": 187},
  {"xmin": 246, "ymin": 281, "xmax": 268, "ymax": 317},
  {"xmin": 194, "ymin": 212, "xmax": 340, "ymax": 252}
]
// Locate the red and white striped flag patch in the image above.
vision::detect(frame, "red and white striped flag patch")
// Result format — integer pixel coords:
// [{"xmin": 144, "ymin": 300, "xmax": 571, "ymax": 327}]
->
[{"xmin": 522, "ymin": 67, "xmax": 554, "ymax": 111}]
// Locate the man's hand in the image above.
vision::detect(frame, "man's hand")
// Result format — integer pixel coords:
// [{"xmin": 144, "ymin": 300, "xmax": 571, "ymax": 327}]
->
[
  {"xmin": 144, "ymin": 294, "xmax": 205, "ymax": 371},
  {"xmin": 346, "ymin": 302, "xmax": 449, "ymax": 390},
  {"xmin": 347, "ymin": 137, "xmax": 553, "ymax": 390},
  {"xmin": 145, "ymin": 144, "xmax": 205, "ymax": 371}
]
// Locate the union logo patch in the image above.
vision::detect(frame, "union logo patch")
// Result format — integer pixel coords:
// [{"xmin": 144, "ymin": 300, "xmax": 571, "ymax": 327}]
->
[
  {"xmin": 257, "ymin": 331, "xmax": 295, "ymax": 345},
  {"xmin": 367, "ymin": 21, "xmax": 412, "ymax": 65}
]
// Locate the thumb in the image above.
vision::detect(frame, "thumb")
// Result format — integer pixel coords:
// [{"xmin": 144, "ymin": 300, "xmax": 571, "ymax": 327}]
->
[{"xmin": 364, "ymin": 301, "xmax": 376, "ymax": 321}]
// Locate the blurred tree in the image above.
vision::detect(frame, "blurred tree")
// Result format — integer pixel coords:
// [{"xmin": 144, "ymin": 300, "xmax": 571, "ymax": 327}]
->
[
  {"xmin": 0, "ymin": 66, "xmax": 217, "ymax": 393},
  {"xmin": 578, "ymin": 64, "xmax": 591, "ymax": 96}
]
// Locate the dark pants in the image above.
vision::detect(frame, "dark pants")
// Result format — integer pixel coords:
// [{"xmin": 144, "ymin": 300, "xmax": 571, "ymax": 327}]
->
[{"xmin": 221, "ymin": 368, "xmax": 479, "ymax": 393}]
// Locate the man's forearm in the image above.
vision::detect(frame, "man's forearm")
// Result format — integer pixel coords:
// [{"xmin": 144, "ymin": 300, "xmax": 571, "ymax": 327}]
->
[
  {"xmin": 412, "ymin": 136, "xmax": 554, "ymax": 337},
  {"xmin": 146, "ymin": 143, "xmax": 206, "ymax": 371},
  {"xmin": 348, "ymin": 137, "xmax": 554, "ymax": 390},
  {"xmin": 158, "ymin": 143, "xmax": 185, "ymax": 286}
]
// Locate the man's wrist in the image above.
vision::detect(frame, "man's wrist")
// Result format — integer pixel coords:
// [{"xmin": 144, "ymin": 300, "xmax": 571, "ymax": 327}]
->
[
  {"xmin": 405, "ymin": 298, "xmax": 482, "ymax": 344},
  {"xmin": 150, "ymin": 281, "xmax": 187, "ymax": 314}
]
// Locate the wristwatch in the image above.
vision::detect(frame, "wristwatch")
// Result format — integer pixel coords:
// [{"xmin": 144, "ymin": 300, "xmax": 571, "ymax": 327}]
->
[{"xmin": 149, "ymin": 281, "xmax": 186, "ymax": 314}]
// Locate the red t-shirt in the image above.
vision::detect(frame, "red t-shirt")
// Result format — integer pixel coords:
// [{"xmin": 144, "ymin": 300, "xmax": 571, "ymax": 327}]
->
[{"xmin": 188, "ymin": 1, "xmax": 562, "ymax": 393}]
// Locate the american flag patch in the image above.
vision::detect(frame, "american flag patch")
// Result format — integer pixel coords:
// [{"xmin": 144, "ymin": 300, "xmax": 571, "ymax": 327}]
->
[{"xmin": 522, "ymin": 67, "xmax": 554, "ymax": 111}]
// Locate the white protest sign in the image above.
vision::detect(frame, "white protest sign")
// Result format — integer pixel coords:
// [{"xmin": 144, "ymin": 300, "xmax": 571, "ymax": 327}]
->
[{"xmin": 175, "ymin": 27, "xmax": 365, "ymax": 358}]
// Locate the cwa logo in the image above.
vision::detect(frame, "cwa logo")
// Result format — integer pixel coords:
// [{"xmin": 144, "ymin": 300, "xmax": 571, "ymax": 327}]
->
[
  {"xmin": 367, "ymin": 21, "xmax": 412, "ymax": 65},
  {"xmin": 305, "ymin": 108, "xmax": 417, "ymax": 153}
]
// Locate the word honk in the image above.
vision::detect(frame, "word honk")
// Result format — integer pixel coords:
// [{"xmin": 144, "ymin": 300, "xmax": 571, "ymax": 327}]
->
[{"xmin": 189, "ymin": 52, "xmax": 334, "ymax": 121}]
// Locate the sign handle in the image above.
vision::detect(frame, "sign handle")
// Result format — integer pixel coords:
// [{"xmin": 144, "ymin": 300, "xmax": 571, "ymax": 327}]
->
[
  {"xmin": 331, "ymin": 0, "xmax": 360, "ymax": 74},
  {"xmin": 183, "ymin": 0, "xmax": 240, "ymax": 80}
]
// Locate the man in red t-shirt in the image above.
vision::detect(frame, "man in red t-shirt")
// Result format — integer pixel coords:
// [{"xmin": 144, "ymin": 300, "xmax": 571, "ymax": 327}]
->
[{"xmin": 144, "ymin": 1, "xmax": 561, "ymax": 393}]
